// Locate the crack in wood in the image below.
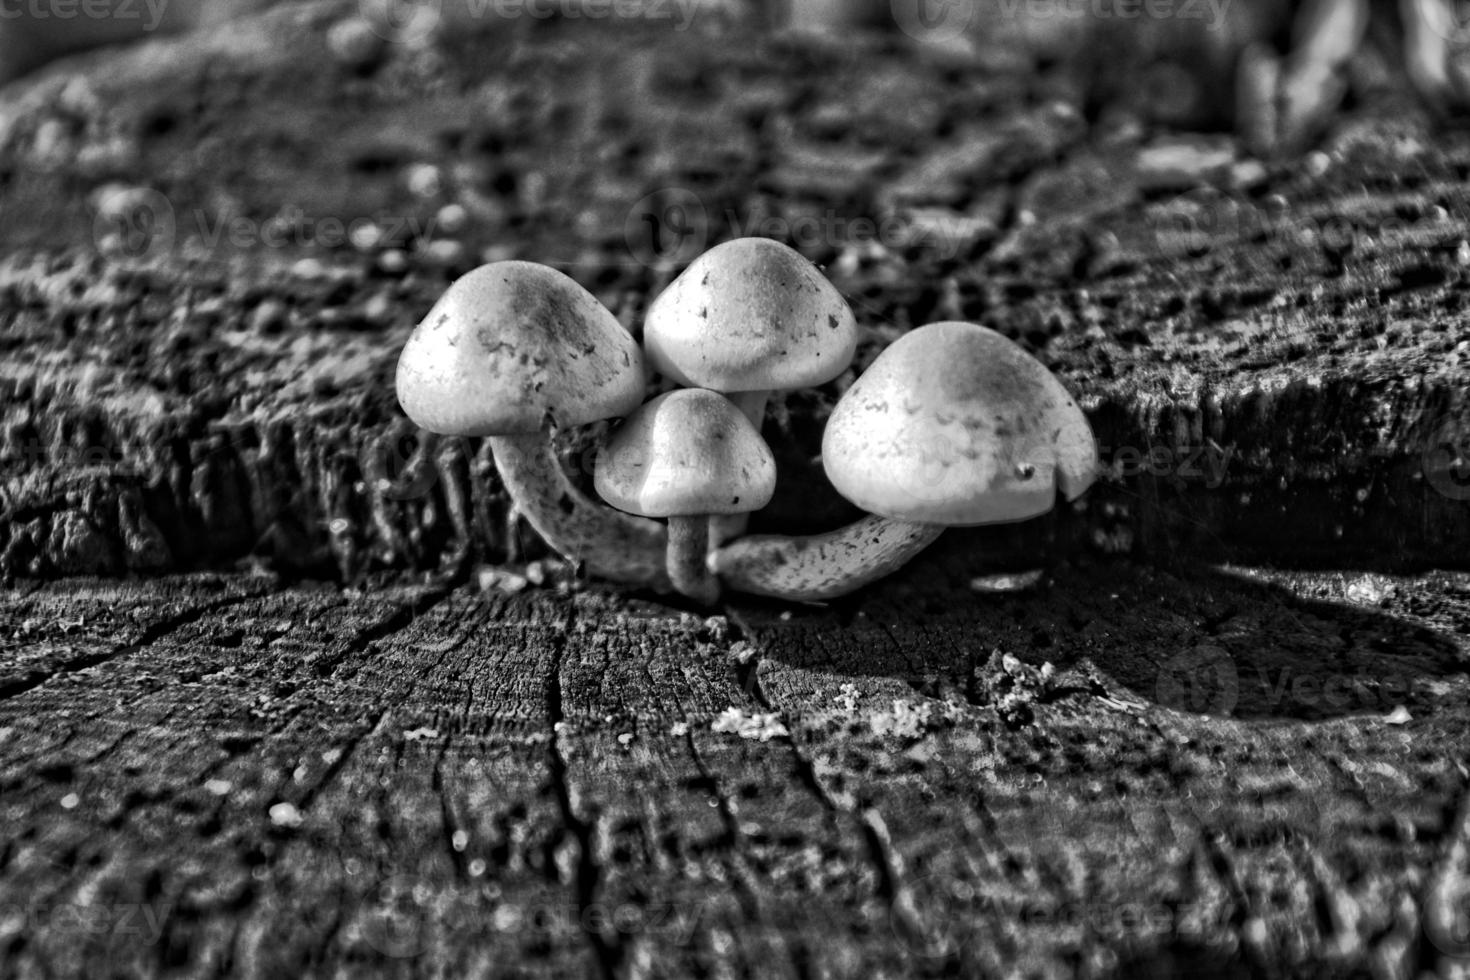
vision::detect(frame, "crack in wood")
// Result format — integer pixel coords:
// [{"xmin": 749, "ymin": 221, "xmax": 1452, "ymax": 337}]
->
[
  {"xmin": 432, "ymin": 734, "xmax": 470, "ymax": 882},
  {"xmin": 676, "ymin": 729, "xmax": 815, "ymax": 979},
  {"xmin": 306, "ymin": 586, "xmax": 455, "ymax": 681},
  {"xmin": 546, "ymin": 605, "xmax": 624, "ymax": 980},
  {"xmin": 721, "ymin": 607, "xmax": 946, "ymax": 971},
  {"xmin": 1195, "ymin": 819, "xmax": 1273, "ymax": 975},
  {"xmin": 1298, "ymin": 836, "xmax": 1364, "ymax": 962},
  {"xmin": 0, "ymin": 585, "xmax": 272, "ymax": 702}
]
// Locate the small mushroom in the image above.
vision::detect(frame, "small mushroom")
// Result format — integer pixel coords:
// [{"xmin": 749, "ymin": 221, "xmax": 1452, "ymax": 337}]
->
[
  {"xmin": 709, "ymin": 321, "xmax": 1098, "ymax": 601},
  {"xmin": 642, "ymin": 237, "xmax": 857, "ymax": 544},
  {"xmin": 595, "ymin": 389, "xmax": 776, "ymax": 606},
  {"xmin": 396, "ymin": 261, "xmax": 669, "ymax": 588}
]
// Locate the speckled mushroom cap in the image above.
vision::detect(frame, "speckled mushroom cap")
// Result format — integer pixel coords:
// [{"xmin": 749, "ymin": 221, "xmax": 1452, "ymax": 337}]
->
[
  {"xmin": 643, "ymin": 238, "xmax": 857, "ymax": 392},
  {"xmin": 395, "ymin": 261, "xmax": 645, "ymax": 436},
  {"xmin": 595, "ymin": 389, "xmax": 777, "ymax": 518},
  {"xmin": 822, "ymin": 321, "xmax": 1098, "ymax": 526}
]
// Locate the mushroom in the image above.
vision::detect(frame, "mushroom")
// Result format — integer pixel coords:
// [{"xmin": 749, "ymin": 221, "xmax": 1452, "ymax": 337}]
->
[
  {"xmin": 708, "ymin": 321, "xmax": 1098, "ymax": 602},
  {"xmin": 395, "ymin": 261, "xmax": 669, "ymax": 588},
  {"xmin": 595, "ymin": 389, "xmax": 776, "ymax": 606},
  {"xmin": 642, "ymin": 237, "xmax": 857, "ymax": 544}
]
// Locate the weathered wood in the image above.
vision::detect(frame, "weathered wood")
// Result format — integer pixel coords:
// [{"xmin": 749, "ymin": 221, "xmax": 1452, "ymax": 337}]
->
[
  {"xmin": 0, "ymin": 1, "xmax": 1466, "ymax": 579},
  {"xmin": 2, "ymin": 2, "xmax": 1470, "ymax": 978},
  {"xmin": 2, "ymin": 568, "xmax": 1469, "ymax": 977}
]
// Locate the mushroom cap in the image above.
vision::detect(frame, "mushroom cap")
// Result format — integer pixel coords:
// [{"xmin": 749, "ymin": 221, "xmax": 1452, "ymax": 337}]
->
[
  {"xmin": 822, "ymin": 321, "xmax": 1098, "ymax": 526},
  {"xmin": 595, "ymin": 389, "xmax": 777, "ymax": 518},
  {"xmin": 643, "ymin": 238, "xmax": 857, "ymax": 392},
  {"xmin": 395, "ymin": 261, "xmax": 645, "ymax": 436}
]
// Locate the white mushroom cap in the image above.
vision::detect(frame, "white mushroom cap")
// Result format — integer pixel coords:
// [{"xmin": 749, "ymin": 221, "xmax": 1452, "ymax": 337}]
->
[
  {"xmin": 822, "ymin": 321, "xmax": 1098, "ymax": 526},
  {"xmin": 395, "ymin": 261, "xmax": 645, "ymax": 436},
  {"xmin": 643, "ymin": 238, "xmax": 857, "ymax": 392},
  {"xmin": 595, "ymin": 389, "xmax": 777, "ymax": 518}
]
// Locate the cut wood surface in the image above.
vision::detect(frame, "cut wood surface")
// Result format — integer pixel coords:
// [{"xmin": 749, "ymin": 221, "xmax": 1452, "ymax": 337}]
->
[
  {"xmin": 1, "ymin": 2, "xmax": 1469, "ymax": 977},
  {"xmin": 3, "ymin": 567, "xmax": 1470, "ymax": 978}
]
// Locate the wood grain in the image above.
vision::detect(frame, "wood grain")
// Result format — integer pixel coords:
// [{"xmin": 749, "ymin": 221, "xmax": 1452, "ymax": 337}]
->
[{"xmin": 1, "ymin": 2, "xmax": 1469, "ymax": 977}]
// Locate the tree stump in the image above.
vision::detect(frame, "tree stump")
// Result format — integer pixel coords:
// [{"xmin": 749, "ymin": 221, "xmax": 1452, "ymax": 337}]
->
[{"xmin": 1, "ymin": 2, "xmax": 1468, "ymax": 977}]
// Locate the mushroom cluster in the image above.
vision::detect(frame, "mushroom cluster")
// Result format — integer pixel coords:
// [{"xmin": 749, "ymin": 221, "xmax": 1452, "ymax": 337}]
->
[{"xmin": 394, "ymin": 240, "xmax": 1100, "ymax": 606}]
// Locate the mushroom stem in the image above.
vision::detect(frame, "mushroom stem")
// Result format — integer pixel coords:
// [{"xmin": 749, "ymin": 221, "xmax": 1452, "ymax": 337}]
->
[
  {"xmin": 728, "ymin": 390, "xmax": 769, "ymax": 428},
  {"xmin": 667, "ymin": 515, "xmax": 720, "ymax": 606},
  {"xmin": 488, "ymin": 431, "xmax": 670, "ymax": 590},
  {"xmin": 709, "ymin": 390, "xmax": 770, "ymax": 550},
  {"xmin": 707, "ymin": 516, "xmax": 944, "ymax": 602},
  {"xmin": 708, "ymin": 516, "xmax": 745, "ymax": 552}
]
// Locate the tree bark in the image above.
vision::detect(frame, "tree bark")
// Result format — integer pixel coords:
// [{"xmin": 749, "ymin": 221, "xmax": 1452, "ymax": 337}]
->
[{"xmin": 1, "ymin": 3, "xmax": 1468, "ymax": 977}]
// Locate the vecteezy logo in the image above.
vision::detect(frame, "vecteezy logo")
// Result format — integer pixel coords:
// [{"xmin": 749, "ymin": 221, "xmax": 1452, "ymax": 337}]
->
[
  {"xmin": 892, "ymin": 430, "xmax": 969, "ymax": 508},
  {"xmin": 92, "ymin": 187, "xmax": 176, "ymax": 259},
  {"xmin": 358, "ymin": 874, "xmax": 433, "ymax": 959},
  {"xmin": 1155, "ymin": 644, "xmax": 1238, "ymax": 716},
  {"xmin": 623, "ymin": 188, "xmax": 708, "ymax": 269},
  {"xmin": 893, "ymin": 433, "xmax": 1048, "ymax": 512},
  {"xmin": 891, "ymin": 0, "xmax": 975, "ymax": 44},
  {"xmin": 361, "ymin": 0, "xmax": 443, "ymax": 45},
  {"xmin": 1151, "ymin": 186, "xmax": 1248, "ymax": 257},
  {"xmin": 1423, "ymin": 414, "xmax": 1470, "ymax": 502}
]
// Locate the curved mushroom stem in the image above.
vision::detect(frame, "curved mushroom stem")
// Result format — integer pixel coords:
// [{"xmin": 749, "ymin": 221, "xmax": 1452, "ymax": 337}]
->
[
  {"xmin": 668, "ymin": 515, "xmax": 720, "ymax": 606},
  {"xmin": 707, "ymin": 516, "xmax": 944, "ymax": 602},
  {"xmin": 488, "ymin": 431, "xmax": 670, "ymax": 590},
  {"xmin": 709, "ymin": 390, "xmax": 770, "ymax": 550}
]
